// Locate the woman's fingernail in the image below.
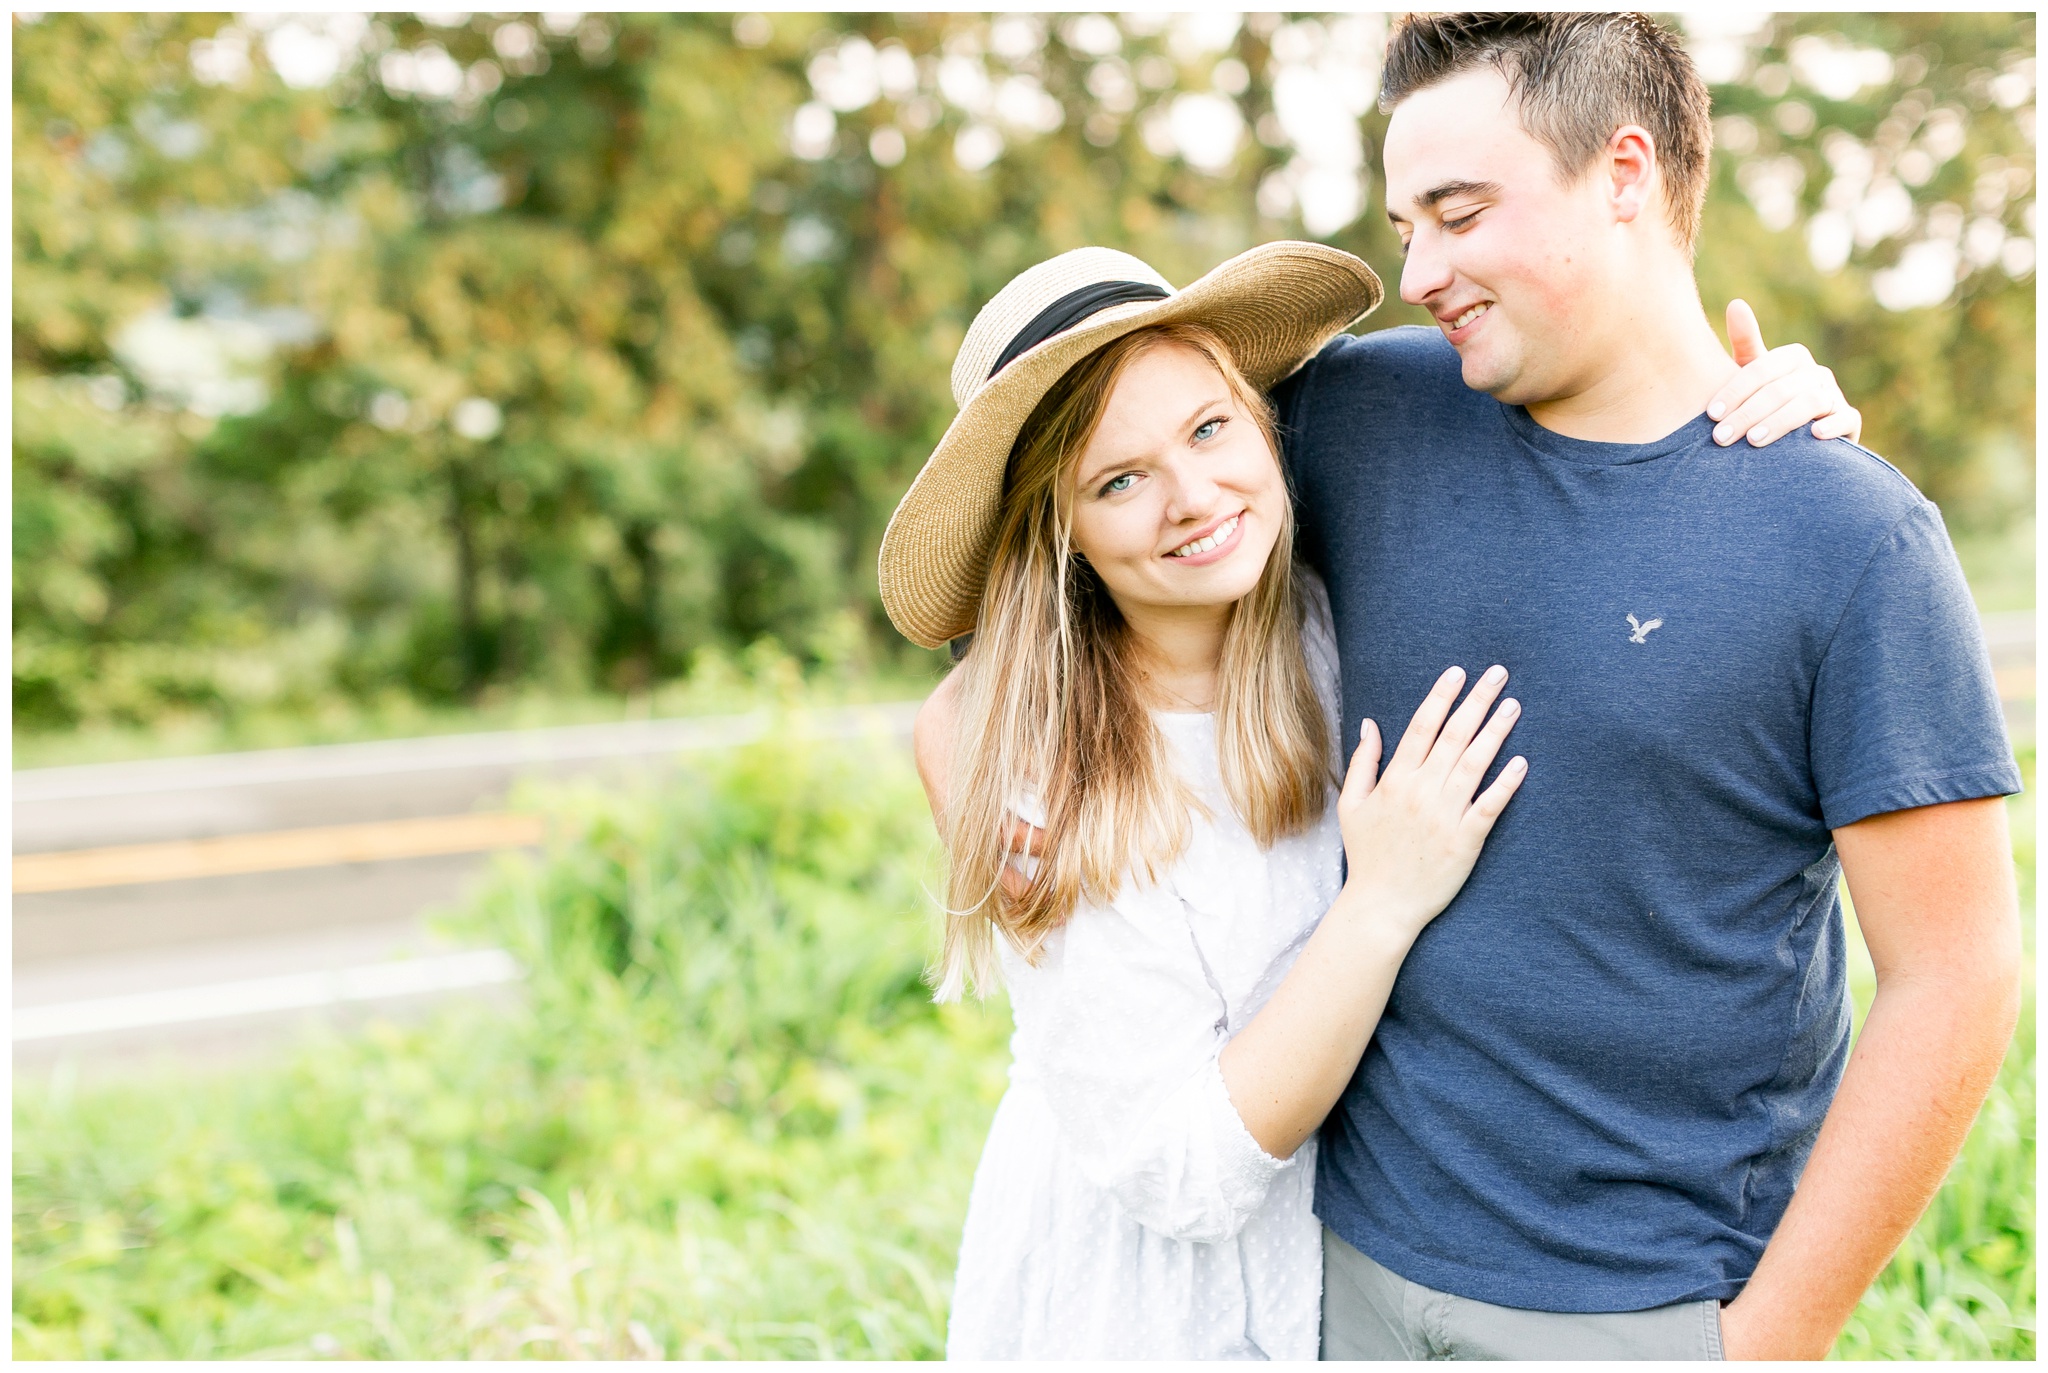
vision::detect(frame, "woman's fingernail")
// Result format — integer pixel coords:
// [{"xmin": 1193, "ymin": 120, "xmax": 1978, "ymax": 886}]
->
[
  {"xmin": 1509, "ymin": 756, "xmax": 1527, "ymax": 771},
  {"xmin": 1707, "ymin": 400, "xmax": 1725, "ymax": 420},
  {"xmin": 1749, "ymin": 427, "xmax": 1768, "ymax": 445},
  {"xmin": 1501, "ymin": 698, "xmax": 1520, "ymax": 714},
  {"xmin": 1713, "ymin": 424, "xmax": 1732, "ymax": 444},
  {"xmin": 1482, "ymin": 664, "xmax": 1506, "ymax": 684}
]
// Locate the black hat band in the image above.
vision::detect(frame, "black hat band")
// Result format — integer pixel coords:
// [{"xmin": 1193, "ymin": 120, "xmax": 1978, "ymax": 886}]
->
[{"xmin": 987, "ymin": 279, "xmax": 1172, "ymax": 380}]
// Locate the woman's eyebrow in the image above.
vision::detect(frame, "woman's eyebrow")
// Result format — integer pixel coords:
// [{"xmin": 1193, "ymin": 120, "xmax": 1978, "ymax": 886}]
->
[
  {"xmin": 1177, "ymin": 392, "xmax": 1231, "ymax": 432},
  {"xmin": 1074, "ymin": 449, "xmax": 1130, "ymax": 490}
]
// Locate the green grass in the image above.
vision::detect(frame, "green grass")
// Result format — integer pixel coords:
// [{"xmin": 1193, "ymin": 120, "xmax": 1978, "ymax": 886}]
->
[{"xmin": 11, "ymin": 735, "xmax": 2036, "ymax": 1358}]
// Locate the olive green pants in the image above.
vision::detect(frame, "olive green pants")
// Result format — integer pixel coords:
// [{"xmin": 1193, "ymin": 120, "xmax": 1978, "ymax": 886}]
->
[{"xmin": 1321, "ymin": 1228, "xmax": 1725, "ymax": 1361}]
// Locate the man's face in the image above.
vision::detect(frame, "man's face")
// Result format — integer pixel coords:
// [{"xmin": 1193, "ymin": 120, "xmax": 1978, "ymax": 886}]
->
[{"xmin": 1382, "ymin": 68, "xmax": 1617, "ymax": 405}]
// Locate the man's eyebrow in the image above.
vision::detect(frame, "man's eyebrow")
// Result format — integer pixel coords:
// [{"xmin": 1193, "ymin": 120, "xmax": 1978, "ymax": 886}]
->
[{"xmin": 1391, "ymin": 178, "xmax": 1505, "ymax": 218}]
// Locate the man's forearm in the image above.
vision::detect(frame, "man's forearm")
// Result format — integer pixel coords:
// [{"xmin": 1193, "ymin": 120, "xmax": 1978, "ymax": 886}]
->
[{"xmin": 1721, "ymin": 966, "xmax": 2019, "ymax": 1358}]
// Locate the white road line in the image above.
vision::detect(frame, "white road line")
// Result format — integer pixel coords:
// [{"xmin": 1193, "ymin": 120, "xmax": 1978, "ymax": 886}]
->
[
  {"xmin": 14, "ymin": 701, "xmax": 922, "ymax": 802},
  {"xmin": 12, "ymin": 948, "xmax": 524, "ymax": 1042}
]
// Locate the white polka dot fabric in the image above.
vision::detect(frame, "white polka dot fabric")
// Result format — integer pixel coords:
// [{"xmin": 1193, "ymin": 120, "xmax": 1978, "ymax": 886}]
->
[{"xmin": 946, "ymin": 576, "xmax": 1346, "ymax": 1361}]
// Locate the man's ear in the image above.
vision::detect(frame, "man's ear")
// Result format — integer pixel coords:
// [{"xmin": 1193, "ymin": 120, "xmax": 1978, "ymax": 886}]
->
[{"xmin": 1605, "ymin": 124, "xmax": 1658, "ymax": 226}]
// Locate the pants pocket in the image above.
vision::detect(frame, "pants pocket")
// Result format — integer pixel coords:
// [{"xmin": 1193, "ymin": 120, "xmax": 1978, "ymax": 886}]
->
[{"xmin": 1702, "ymin": 1300, "xmax": 1726, "ymax": 1361}]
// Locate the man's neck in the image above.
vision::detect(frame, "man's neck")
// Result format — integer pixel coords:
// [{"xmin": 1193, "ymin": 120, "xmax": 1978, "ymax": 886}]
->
[{"xmin": 1523, "ymin": 265, "xmax": 1738, "ymax": 445}]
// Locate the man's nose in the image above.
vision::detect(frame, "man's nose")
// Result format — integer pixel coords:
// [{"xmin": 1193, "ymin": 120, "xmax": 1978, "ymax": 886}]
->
[{"xmin": 1399, "ymin": 229, "xmax": 1453, "ymax": 308}]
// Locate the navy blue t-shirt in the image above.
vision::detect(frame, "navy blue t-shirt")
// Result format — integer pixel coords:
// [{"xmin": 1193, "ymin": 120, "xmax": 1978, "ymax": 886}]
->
[{"xmin": 1275, "ymin": 326, "xmax": 2021, "ymax": 1313}]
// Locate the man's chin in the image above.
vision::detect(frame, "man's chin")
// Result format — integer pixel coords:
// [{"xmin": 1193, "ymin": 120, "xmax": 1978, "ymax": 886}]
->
[{"xmin": 1455, "ymin": 347, "xmax": 1523, "ymax": 402}]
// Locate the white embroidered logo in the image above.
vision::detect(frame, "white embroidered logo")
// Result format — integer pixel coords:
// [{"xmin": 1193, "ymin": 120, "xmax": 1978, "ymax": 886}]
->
[{"xmin": 1626, "ymin": 613, "xmax": 1665, "ymax": 644}]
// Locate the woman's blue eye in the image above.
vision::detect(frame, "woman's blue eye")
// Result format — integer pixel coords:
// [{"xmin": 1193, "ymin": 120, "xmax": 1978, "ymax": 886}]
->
[
  {"xmin": 1193, "ymin": 417, "xmax": 1224, "ymax": 442},
  {"xmin": 1103, "ymin": 473, "xmax": 1136, "ymax": 494}
]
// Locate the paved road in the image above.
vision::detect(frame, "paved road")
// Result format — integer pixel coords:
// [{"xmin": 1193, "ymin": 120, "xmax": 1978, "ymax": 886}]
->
[
  {"xmin": 14, "ymin": 610, "xmax": 2034, "ymax": 1072},
  {"xmin": 14, "ymin": 702, "xmax": 920, "ymax": 1072}
]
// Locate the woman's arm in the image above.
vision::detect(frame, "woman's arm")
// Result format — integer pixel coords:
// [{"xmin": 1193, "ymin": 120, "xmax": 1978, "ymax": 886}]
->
[
  {"xmin": 1220, "ymin": 663, "xmax": 1525, "ymax": 1160},
  {"xmin": 915, "ymin": 667, "xmax": 1040, "ymax": 898}
]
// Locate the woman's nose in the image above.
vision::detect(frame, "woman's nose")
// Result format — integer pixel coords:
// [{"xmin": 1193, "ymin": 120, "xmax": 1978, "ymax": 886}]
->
[{"xmin": 1160, "ymin": 464, "xmax": 1222, "ymax": 524}]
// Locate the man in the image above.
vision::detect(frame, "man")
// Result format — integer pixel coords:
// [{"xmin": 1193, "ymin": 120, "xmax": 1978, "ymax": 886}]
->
[
  {"xmin": 918, "ymin": 12, "xmax": 2021, "ymax": 1360},
  {"xmin": 1277, "ymin": 14, "xmax": 2020, "ymax": 1360}
]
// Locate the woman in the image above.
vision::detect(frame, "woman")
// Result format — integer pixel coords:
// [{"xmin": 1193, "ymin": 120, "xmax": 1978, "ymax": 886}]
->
[{"xmin": 878, "ymin": 243, "xmax": 1857, "ymax": 1360}]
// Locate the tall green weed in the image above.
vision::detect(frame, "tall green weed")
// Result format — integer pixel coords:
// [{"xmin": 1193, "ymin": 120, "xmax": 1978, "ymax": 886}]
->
[{"xmin": 13, "ymin": 732, "xmax": 1009, "ymax": 1359}]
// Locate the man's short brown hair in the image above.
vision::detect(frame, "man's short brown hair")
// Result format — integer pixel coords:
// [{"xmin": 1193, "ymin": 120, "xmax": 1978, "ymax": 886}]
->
[{"xmin": 1380, "ymin": 13, "xmax": 1713, "ymax": 253}]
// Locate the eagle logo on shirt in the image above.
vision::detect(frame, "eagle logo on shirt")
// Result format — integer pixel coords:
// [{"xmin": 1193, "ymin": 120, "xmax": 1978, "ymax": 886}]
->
[{"xmin": 1626, "ymin": 613, "xmax": 1665, "ymax": 644}]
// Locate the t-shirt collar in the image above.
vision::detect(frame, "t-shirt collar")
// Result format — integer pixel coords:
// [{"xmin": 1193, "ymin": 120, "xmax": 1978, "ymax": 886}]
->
[{"xmin": 1498, "ymin": 403, "xmax": 1717, "ymax": 467}]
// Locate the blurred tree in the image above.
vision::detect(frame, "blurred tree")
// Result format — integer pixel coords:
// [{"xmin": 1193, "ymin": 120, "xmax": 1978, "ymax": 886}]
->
[
  {"xmin": 11, "ymin": 12, "xmax": 2036, "ymax": 736},
  {"xmin": 1692, "ymin": 13, "xmax": 2036, "ymax": 524}
]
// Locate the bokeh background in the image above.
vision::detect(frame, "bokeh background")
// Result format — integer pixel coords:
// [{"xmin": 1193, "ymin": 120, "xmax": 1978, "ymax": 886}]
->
[{"xmin": 11, "ymin": 11, "xmax": 2036, "ymax": 1361}]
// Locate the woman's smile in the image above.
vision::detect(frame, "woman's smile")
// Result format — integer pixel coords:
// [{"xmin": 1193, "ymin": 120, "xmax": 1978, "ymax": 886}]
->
[{"xmin": 1164, "ymin": 511, "xmax": 1246, "ymax": 564}]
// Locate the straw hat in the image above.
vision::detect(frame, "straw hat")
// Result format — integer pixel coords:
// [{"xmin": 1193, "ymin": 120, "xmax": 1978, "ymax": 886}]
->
[{"xmin": 878, "ymin": 241, "xmax": 1382, "ymax": 649}]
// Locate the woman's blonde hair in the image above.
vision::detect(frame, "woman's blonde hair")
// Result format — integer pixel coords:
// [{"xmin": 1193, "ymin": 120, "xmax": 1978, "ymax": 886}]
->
[{"xmin": 933, "ymin": 322, "xmax": 1333, "ymax": 1001}]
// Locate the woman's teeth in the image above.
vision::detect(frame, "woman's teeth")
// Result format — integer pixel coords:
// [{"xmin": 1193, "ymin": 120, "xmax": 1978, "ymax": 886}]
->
[
  {"xmin": 1453, "ymin": 302, "xmax": 1490, "ymax": 330},
  {"xmin": 1169, "ymin": 514, "xmax": 1239, "ymax": 559}
]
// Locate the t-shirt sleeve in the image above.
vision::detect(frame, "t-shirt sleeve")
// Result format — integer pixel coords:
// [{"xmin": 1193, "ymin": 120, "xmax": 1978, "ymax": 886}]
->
[{"xmin": 1809, "ymin": 499, "xmax": 2022, "ymax": 829}]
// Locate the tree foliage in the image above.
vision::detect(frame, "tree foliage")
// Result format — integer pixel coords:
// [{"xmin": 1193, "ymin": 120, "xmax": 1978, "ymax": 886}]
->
[{"xmin": 12, "ymin": 12, "xmax": 2035, "ymax": 734}]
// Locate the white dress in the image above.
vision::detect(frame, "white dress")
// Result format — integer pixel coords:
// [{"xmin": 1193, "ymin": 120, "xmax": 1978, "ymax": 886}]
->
[{"xmin": 946, "ymin": 586, "xmax": 1345, "ymax": 1361}]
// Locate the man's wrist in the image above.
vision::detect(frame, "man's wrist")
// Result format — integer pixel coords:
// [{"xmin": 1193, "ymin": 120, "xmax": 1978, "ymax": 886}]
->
[{"xmin": 1718, "ymin": 1286, "xmax": 1837, "ymax": 1360}]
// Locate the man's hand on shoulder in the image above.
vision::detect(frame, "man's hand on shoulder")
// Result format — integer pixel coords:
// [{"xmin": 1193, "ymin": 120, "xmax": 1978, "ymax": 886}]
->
[{"xmin": 1707, "ymin": 299, "xmax": 1863, "ymax": 448}]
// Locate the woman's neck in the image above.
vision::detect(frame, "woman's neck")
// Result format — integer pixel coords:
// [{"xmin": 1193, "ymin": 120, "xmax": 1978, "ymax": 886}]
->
[{"xmin": 1123, "ymin": 602, "xmax": 1229, "ymax": 712}]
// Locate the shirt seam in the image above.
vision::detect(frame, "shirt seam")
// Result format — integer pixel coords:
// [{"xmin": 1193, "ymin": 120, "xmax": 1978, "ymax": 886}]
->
[
  {"xmin": 1809, "ymin": 499, "xmax": 1931, "ymax": 698},
  {"xmin": 1801, "ymin": 499, "xmax": 1931, "ymax": 787},
  {"xmin": 1495, "ymin": 402, "xmax": 1707, "ymax": 467},
  {"xmin": 1821, "ymin": 761, "xmax": 2024, "ymax": 829},
  {"xmin": 1748, "ymin": 853, "xmax": 1850, "ymax": 1182}
]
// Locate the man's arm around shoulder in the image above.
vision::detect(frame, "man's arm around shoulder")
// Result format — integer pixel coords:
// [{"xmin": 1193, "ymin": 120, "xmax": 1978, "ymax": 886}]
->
[{"xmin": 1719, "ymin": 796, "xmax": 2022, "ymax": 1359}]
